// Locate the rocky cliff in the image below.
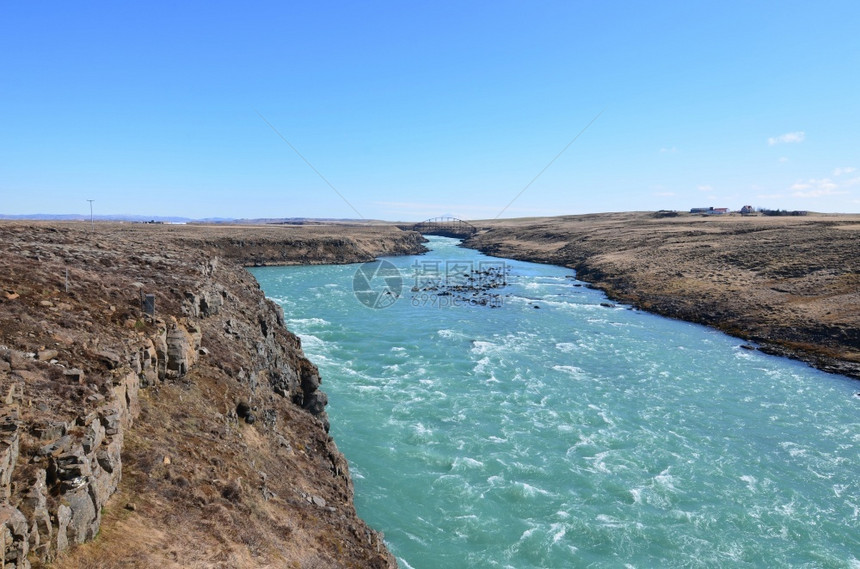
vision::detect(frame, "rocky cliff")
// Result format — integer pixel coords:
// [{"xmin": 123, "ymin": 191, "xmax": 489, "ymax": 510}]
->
[
  {"xmin": 177, "ymin": 223, "xmax": 428, "ymax": 267},
  {"xmin": 0, "ymin": 222, "xmax": 426, "ymax": 568}
]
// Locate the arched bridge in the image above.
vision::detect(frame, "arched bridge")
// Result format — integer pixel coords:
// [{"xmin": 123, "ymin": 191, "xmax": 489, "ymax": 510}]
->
[{"xmin": 412, "ymin": 216, "xmax": 478, "ymax": 238}]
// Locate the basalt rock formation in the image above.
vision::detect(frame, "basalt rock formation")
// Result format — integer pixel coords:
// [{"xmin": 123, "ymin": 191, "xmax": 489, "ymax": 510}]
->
[{"xmin": 0, "ymin": 222, "xmax": 426, "ymax": 568}]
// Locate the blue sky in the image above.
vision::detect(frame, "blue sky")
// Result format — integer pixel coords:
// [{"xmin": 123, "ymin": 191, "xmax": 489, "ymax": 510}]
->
[{"xmin": 2, "ymin": 1, "xmax": 859, "ymax": 220}]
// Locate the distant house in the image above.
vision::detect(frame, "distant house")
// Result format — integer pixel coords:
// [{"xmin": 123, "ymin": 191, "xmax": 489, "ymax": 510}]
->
[
  {"xmin": 740, "ymin": 205, "xmax": 754, "ymax": 215},
  {"xmin": 690, "ymin": 207, "xmax": 729, "ymax": 215}
]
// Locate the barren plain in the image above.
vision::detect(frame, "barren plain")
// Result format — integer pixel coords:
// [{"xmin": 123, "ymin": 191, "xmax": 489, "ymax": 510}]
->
[{"xmin": 465, "ymin": 212, "xmax": 860, "ymax": 379}]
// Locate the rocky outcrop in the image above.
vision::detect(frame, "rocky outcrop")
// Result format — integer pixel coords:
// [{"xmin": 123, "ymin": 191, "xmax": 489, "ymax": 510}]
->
[
  {"xmin": 0, "ymin": 503, "xmax": 29, "ymax": 568},
  {"xmin": 0, "ymin": 347, "xmax": 140, "ymax": 567},
  {"xmin": 178, "ymin": 224, "xmax": 428, "ymax": 267},
  {"xmin": 0, "ymin": 222, "xmax": 406, "ymax": 568}
]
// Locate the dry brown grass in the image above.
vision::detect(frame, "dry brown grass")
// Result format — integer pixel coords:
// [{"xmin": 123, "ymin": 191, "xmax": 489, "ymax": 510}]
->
[{"xmin": 466, "ymin": 212, "xmax": 860, "ymax": 377}]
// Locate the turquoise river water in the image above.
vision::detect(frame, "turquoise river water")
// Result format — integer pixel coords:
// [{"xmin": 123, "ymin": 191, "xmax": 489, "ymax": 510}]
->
[{"xmin": 250, "ymin": 236, "xmax": 859, "ymax": 568}]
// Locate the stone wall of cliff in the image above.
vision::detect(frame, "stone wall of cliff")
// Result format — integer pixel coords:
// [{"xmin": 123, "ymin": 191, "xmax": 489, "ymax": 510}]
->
[{"xmin": 0, "ymin": 222, "xmax": 424, "ymax": 568}]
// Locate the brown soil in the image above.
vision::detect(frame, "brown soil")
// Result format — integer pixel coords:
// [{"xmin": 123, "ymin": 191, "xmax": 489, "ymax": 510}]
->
[
  {"xmin": 177, "ymin": 223, "xmax": 428, "ymax": 267},
  {"xmin": 464, "ymin": 212, "xmax": 860, "ymax": 379},
  {"xmin": 0, "ymin": 221, "xmax": 426, "ymax": 568}
]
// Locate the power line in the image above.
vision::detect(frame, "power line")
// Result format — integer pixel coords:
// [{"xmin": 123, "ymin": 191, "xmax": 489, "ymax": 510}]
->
[
  {"xmin": 495, "ymin": 109, "xmax": 605, "ymax": 219},
  {"xmin": 256, "ymin": 110, "xmax": 364, "ymax": 219}
]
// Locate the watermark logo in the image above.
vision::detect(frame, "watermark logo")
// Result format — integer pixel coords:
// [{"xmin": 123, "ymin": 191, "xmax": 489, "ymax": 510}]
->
[
  {"xmin": 353, "ymin": 260, "xmax": 403, "ymax": 309},
  {"xmin": 352, "ymin": 259, "xmax": 508, "ymax": 309},
  {"xmin": 410, "ymin": 260, "xmax": 507, "ymax": 308}
]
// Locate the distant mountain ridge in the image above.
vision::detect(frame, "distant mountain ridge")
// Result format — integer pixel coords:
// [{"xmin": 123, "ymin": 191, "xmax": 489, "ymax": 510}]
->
[
  {"xmin": 0, "ymin": 213, "xmax": 194, "ymax": 222},
  {"xmin": 0, "ymin": 214, "xmax": 374, "ymax": 224}
]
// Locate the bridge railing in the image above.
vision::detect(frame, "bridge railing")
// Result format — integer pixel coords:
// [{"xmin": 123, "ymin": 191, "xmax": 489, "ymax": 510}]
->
[{"xmin": 412, "ymin": 216, "xmax": 477, "ymax": 236}]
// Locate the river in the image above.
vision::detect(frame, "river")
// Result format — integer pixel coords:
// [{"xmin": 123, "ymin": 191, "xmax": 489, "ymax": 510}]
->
[{"xmin": 250, "ymin": 236, "xmax": 859, "ymax": 568}]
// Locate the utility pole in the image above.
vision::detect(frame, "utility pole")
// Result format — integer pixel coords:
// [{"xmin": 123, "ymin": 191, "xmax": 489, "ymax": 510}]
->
[{"xmin": 87, "ymin": 199, "xmax": 94, "ymax": 232}]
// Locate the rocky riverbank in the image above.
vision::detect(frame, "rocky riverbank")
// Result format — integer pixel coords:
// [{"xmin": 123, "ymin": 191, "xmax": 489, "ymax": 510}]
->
[
  {"xmin": 463, "ymin": 212, "xmax": 860, "ymax": 380},
  {"xmin": 180, "ymin": 223, "xmax": 429, "ymax": 267},
  {"xmin": 0, "ymin": 221, "xmax": 426, "ymax": 568}
]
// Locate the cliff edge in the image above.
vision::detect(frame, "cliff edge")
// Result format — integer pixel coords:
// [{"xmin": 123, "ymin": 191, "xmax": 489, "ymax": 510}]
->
[{"xmin": 0, "ymin": 222, "xmax": 426, "ymax": 568}]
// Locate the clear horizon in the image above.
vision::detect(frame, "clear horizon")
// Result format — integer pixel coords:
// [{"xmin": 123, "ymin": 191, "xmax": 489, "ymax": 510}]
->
[
  {"xmin": 2, "ymin": 2, "xmax": 859, "ymax": 221},
  {"xmin": 2, "ymin": 209, "xmax": 858, "ymax": 225}
]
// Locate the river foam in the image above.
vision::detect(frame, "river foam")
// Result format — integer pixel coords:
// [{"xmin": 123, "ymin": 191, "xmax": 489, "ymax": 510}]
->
[{"xmin": 251, "ymin": 236, "xmax": 859, "ymax": 569}]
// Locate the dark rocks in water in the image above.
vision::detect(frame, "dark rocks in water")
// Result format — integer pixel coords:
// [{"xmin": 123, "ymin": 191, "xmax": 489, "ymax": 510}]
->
[
  {"xmin": 410, "ymin": 264, "xmax": 509, "ymax": 308},
  {"xmin": 600, "ymin": 302, "xmax": 615, "ymax": 308},
  {"xmin": 533, "ymin": 305, "xmax": 541, "ymax": 309},
  {"xmin": 740, "ymin": 344, "xmax": 757, "ymax": 351}
]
